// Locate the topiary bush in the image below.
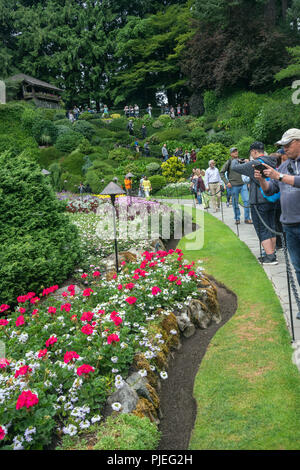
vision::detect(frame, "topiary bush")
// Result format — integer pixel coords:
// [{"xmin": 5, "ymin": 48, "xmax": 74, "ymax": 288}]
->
[
  {"xmin": 196, "ymin": 143, "xmax": 229, "ymax": 170},
  {"xmin": 149, "ymin": 175, "xmax": 167, "ymax": 193},
  {"xmin": 55, "ymin": 131, "xmax": 84, "ymax": 153},
  {"xmin": 73, "ymin": 120, "xmax": 96, "ymax": 140},
  {"xmin": 146, "ymin": 162, "xmax": 161, "ymax": 175},
  {"xmin": 54, "ymin": 119, "xmax": 73, "ymax": 128},
  {"xmin": 152, "ymin": 120, "xmax": 164, "ymax": 129},
  {"xmin": 0, "ymin": 151, "xmax": 82, "ymax": 306},
  {"xmin": 161, "ymin": 157, "xmax": 185, "ymax": 183},
  {"xmin": 56, "ymin": 125, "xmax": 73, "ymax": 137}
]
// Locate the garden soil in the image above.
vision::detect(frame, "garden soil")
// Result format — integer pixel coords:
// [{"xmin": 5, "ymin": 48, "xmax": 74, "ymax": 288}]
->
[{"xmin": 156, "ymin": 280, "xmax": 237, "ymax": 450}]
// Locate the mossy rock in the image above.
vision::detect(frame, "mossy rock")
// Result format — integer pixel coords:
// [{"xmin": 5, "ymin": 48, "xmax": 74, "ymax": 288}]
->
[
  {"xmin": 132, "ymin": 398, "xmax": 158, "ymax": 423},
  {"xmin": 133, "ymin": 353, "xmax": 157, "ymax": 388}
]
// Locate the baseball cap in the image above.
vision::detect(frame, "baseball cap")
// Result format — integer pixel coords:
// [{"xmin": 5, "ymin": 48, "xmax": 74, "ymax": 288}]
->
[
  {"xmin": 275, "ymin": 128, "xmax": 300, "ymax": 146},
  {"xmin": 249, "ymin": 141, "xmax": 264, "ymax": 151},
  {"xmin": 230, "ymin": 147, "xmax": 238, "ymax": 153}
]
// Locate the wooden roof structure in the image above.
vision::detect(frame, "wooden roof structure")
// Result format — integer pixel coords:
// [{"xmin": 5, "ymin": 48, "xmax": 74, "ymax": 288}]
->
[{"xmin": 9, "ymin": 74, "xmax": 63, "ymax": 92}]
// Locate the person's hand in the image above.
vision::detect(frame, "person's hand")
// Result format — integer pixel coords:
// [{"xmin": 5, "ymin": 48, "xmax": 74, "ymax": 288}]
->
[
  {"xmin": 259, "ymin": 163, "xmax": 279, "ymax": 180},
  {"xmin": 253, "ymin": 165, "xmax": 264, "ymax": 181},
  {"xmin": 227, "ymin": 183, "xmax": 232, "ymax": 188}
]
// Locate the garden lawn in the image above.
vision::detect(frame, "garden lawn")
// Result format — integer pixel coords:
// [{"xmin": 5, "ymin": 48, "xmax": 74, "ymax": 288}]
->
[{"xmin": 179, "ymin": 208, "xmax": 300, "ymax": 450}]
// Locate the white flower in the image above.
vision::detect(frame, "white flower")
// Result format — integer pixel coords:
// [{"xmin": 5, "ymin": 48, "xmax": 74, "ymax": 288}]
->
[
  {"xmin": 160, "ymin": 371, "xmax": 168, "ymax": 380},
  {"xmin": 138, "ymin": 369, "xmax": 147, "ymax": 378},
  {"xmin": 111, "ymin": 402, "xmax": 122, "ymax": 412},
  {"xmin": 91, "ymin": 415, "xmax": 101, "ymax": 424},
  {"xmin": 57, "ymin": 395, "xmax": 66, "ymax": 403},
  {"xmin": 111, "ymin": 368, "xmax": 119, "ymax": 374},
  {"xmin": 62, "ymin": 424, "xmax": 77, "ymax": 436},
  {"xmin": 111, "ymin": 356, "xmax": 118, "ymax": 363},
  {"xmin": 150, "ymin": 365, "xmax": 156, "ymax": 371},
  {"xmin": 79, "ymin": 420, "xmax": 90, "ymax": 429},
  {"xmin": 170, "ymin": 329, "xmax": 177, "ymax": 335}
]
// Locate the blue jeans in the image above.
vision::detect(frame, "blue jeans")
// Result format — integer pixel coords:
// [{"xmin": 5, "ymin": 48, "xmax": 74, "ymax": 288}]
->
[
  {"xmin": 283, "ymin": 223, "xmax": 300, "ymax": 286},
  {"xmin": 231, "ymin": 185, "xmax": 250, "ymax": 221}
]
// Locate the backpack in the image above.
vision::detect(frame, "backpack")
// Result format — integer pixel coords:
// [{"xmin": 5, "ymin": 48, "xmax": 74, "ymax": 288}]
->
[{"xmin": 257, "ymin": 159, "xmax": 280, "ymax": 203}]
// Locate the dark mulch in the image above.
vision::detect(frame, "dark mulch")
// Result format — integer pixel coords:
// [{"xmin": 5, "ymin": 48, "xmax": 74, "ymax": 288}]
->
[{"xmin": 156, "ymin": 280, "xmax": 237, "ymax": 450}]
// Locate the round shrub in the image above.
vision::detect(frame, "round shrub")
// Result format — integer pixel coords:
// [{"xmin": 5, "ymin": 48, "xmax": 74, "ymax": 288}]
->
[
  {"xmin": 55, "ymin": 131, "xmax": 84, "ymax": 153},
  {"xmin": 85, "ymin": 169, "xmax": 114, "ymax": 194},
  {"xmin": 56, "ymin": 125, "xmax": 73, "ymax": 137},
  {"xmin": 149, "ymin": 175, "xmax": 166, "ymax": 193},
  {"xmin": 196, "ymin": 143, "xmax": 229, "ymax": 170},
  {"xmin": 106, "ymin": 118, "xmax": 128, "ymax": 132},
  {"xmin": 146, "ymin": 162, "xmax": 161, "ymax": 175},
  {"xmin": 54, "ymin": 119, "xmax": 73, "ymax": 127},
  {"xmin": 108, "ymin": 147, "xmax": 134, "ymax": 162},
  {"xmin": 208, "ymin": 131, "xmax": 234, "ymax": 147},
  {"xmin": 73, "ymin": 120, "xmax": 95, "ymax": 140},
  {"xmin": 60, "ymin": 150, "xmax": 85, "ymax": 176},
  {"xmin": 38, "ymin": 147, "xmax": 64, "ymax": 168},
  {"xmin": 158, "ymin": 114, "xmax": 172, "ymax": 124},
  {"xmin": 190, "ymin": 128, "xmax": 208, "ymax": 147},
  {"xmin": 161, "ymin": 157, "xmax": 185, "ymax": 183},
  {"xmin": 152, "ymin": 120, "xmax": 164, "ymax": 129},
  {"xmin": 32, "ymin": 119, "xmax": 58, "ymax": 145},
  {"xmin": 0, "ymin": 151, "xmax": 82, "ymax": 306}
]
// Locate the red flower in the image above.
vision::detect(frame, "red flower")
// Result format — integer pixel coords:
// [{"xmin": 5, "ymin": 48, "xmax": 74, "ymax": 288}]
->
[
  {"xmin": 0, "ymin": 426, "xmax": 5, "ymax": 440},
  {"xmin": 30, "ymin": 297, "xmax": 40, "ymax": 304},
  {"xmin": 62, "ymin": 292, "xmax": 68, "ymax": 297},
  {"xmin": 64, "ymin": 351, "xmax": 80, "ymax": 364},
  {"xmin": 179, "ymin": 269, "xmax": 185, "ymax": 274},
  {"xmin": 121, "ymin": 261, "xmax": 126, "ymax": 266},
  {"xmin": 38, "ymin": 349, "xmax": 47, "ymax": 358},
  {"xmin": 77, "ymin": 364, "xmax": 95, "ymax": 376},
  {"xmin": 113, "ymin": 316, "xmax": 122, "ymax": 327},
  {"xmin": 0, "ymin": 358, "xmax": 9, "ymax": 369},
  {"xmin": 117, "ymin": 284, "xmax": 123, "ymax": 290},
  {"xmin": 17, "ymin": 295, "xmax": 28, "ymax": 303},
  {"xmin": 0, "ymin": 304, "xmax": 10, "ymax": 313},
  {"xmin": 107, "ymin": 334, "xmax": 120, "ymax": 345},
  {"xmin": 188, "ymin": 270, "xmax": 196, "ymax": 277},
  {"xmin": 98, "ymin": 309, "xmax": 105, "ymax": 315},
  {"xmin": 67, "ymin": 285, "xmax": 75, "ymax": 292},
  {"xmin": 0, "ymin": 319, "xmax": 9, "ymax": 326},
  {"xmin": 15, "ymin": 315, "xmax": 25, "ymax": 327},
  {"xmin": 45, "ymin": 336, "xmax": 57, "ymax": 348},
  {"xmin": 15, "ymin": 365, "xmax": 32, "ymax": 378},
  {"xmin": 61, "ymin": 303, "xmax": 72, "ymax": 312},
  {"xmin": 151, "ymin": 286, "xmax": 162, "ymax": 296},
  {"xmin": 168, "ymin": 275, "xmax": 178, "ymax": 282},
  {"xmin": 93, "ymin": 271, "xmax": 101, "ymax": 277},
  {"xmin": 132, "ymin": 273, "xmax": 139, "ymax": 280},
  {"xmin": 19, "ymin": 307, "xmax": 26, "ymax": 314},
  {"xmin": 125, "ymin": 282, "xmax": 135, "ymax": 290},
  {"xmin": 81, "ymin": 324, "xmax": 94, "ymax": 335},
  {"xmin": 83, "ymin": 288, "xmax": 94, "ymax": 297},
  {"xmin": 16, "ymin": 390, "xmax": 39, "ymax": 410},
  {"xmin": 81, "ymin": 273, "xmax": 88, "ymax": 279},
  {"xmin": 81, "ymin": 311, "xmax": 94, "ymax": 322},
  {"xmin": 113, "ymin": 274, "xmax": 117, "ymax": 279},
  {"xmin": 71, "ymin": 314, "xmax": 77, "ymax": 321},
  {"xmin": 176, "ymin": 280, "xmax": 182, "ymax": 286},
  {"xmin": 125, "ymin": 296, "xmax": 137, "ymax": 305},
  {"xmin": 48, "ymin": 306, "xmax": 56, "ymax": 315},
  {"xmin": 32, "ymin": 309, "xmax": 39, "ymax": 316}
]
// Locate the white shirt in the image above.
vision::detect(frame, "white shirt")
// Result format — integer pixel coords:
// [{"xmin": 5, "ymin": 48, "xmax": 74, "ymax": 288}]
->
[{"xmin": 204, "ymin": 167, "xmax": 222, "ymax": 186}]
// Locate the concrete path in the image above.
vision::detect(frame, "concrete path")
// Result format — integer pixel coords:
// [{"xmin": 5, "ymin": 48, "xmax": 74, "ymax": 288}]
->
[{"xmin": 154, "ymin": 197, "xmax": 300, "ymax": 342}]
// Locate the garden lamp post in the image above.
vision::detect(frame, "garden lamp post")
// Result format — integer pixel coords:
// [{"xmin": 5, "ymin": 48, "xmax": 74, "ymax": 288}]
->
[{"xmin": 100, "ymin": 182, "xmax": 126, "ymax": 273}]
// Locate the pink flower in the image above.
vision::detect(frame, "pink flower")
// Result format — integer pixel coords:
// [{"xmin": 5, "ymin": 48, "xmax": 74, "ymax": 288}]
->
[
  {"xmin": 93, "ymin": 271, "xmax": 101, "ymax": 277},
  {"xmin": 188, "ymin": 270, "xmax": 196, "ymax": 277},
  {"xmin": 107, "ymin": 334, "xmax": 120, "ymax": 345},
  {"xmin": 0, "ymin": 304, "xmax": 10, "ymax": 313},
  {"xmin": 81, "ymin": 311, "xmax": 94, "ymax": 322},
  {"xmin": 0, "ymin": 426, "xmax": 6, "ymax": 440},
  {"xmin": 77, "ymin": 364, "xmax": 95, "ymax": 376},
  {"xmin": 151, "ymin": 286, "xmax": 162, "ymax": 296},
  {"xmin": 17, "ymin": 295, "xmax": 28, "ymax": 303},
  {"xmin": 19, "ymin": 307, "xmax": 26, "ymax": 314},
  {"xmin": 83, "ymin": 288, "xmax": 94, "ymax": 297},
  {"xmin": 179, "ymin": 269, "xmax": 185, "ymax": 274},
  {"xmin": 0, "ymin": 319, "xmax": 9, "ymax": 326},
  {"xmin": 30, "ymin": 297, "xmax": 40, "ymax": 304},
  {"xmin": 117, "ymin": 284, "xmax": 123, "ymax": 290},
  {"xmin": 68, "ymin": 285, "xmax": 75, "ymax": 292},
  {"xmin": 132, "ymin": 273, "xmax": 139, "ymax": 280},
  {"xmin": 61, "ymin": 303, "xmax": 72, "ymax": 312},
  {"xmin": 81, "ymin": 324, "xmax": 94, "ymax": 335},
  {"xmin": 15, "ymin": 315, "xmax": 25, "ymax": 327},
  {"xmin": 16, "ymin": 390, "xmax": 39, "ymax": 410},
  {"xmin": 48, "ymin": 306, "xmax": 56, "ymax": 315},
  {"xmin": 113, "ymin": 274, "xmax": 117, "ymax": 279},
  {"xmin": 62, "ymin": 291, "xmax": 68, "ymax": 297},
  {"xmin": 45, "ymin": 336, "xmax": 57, "ymax": 348},
  {"xmin": 98, "ymin": 309, "xmax": 105, "ymax": 315},
  {"xmin": 125, "ymin": 296, "xmax": 137, "ymax": 305},
  {"xmin": 38, "ymin": 349, "xmax": 47, "ymax": 358},
  {"xmin": 121, "ymin": 261, "xmax": 126, "ymax": 266},
  {"xmin": 71, "ymin": 314, "xmax": 77, "ymax": 321},
  {"xmin": 32, "ymin": 309, "xmax": 39, "ymax": 316},
  {"xmin": 15, "ymin": 365, "xmax": 32, "ymax": 378},
  {"xmin": 64, "ymin": 351, "xmax": 80, "ymax": 364},
  {"xmin": 0, "ymin": 358, "xmax": 9, "ymax": 369},
  {"xmin": 112, "ymin": 316, "xmax": 123, "ymax": 327},
  {"xmin": 81, "ymin": 273, "xmax": 88, "ymax": 279},
  {"xmin": 125, "ymin": 282, "xmax": 135, "ymax": 290},
  {"xmin": 176, "ymin": 280, "xmax": 182, "ymax": 286},
  {"xmin": 168, "ymin": 275, "xmax": 178, "ymax": 282}
]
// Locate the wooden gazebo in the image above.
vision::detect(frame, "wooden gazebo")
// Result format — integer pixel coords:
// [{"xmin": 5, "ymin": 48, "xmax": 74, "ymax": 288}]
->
[{"xmin": 9, "ymin": 74, "xmax": 63, "ymax": 109}]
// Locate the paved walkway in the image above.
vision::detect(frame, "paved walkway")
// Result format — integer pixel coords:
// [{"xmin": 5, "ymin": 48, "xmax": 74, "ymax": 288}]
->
[{"xmin": 154, "ymin": 197, "xmax": 300, "ymax": 342}]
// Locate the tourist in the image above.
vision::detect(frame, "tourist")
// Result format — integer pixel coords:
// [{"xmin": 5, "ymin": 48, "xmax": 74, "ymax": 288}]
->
[
  {"xmin": 184, "ymin": 150, "xmax": 191, "ymax": 165},
  {"xmin": 124, "ymin": 105, "xmax": 129, "ymax": 118},
  {"xmin": 78, "ymin": 182, "xmax": 85, "ymax": 195},
  {"xmin": 142, "ymin": 176, "xmax": 152, "ymax": 198},
  {"xmin": 73, "ymin": 106, "xmax": 79, "ymax": 120},
  {"xmin": 124, "ymin": 174, "xmax": 133, "ymax": 197},
  {"xmin": 134, "ymin": 139, "xmax": 140, "ymax": 153},
  {"xmin": 162, "ymin": 143, "xmax": 169, "ymax": 162},
  {"xmin": 134, "ymin": 104, "xmax": 139, "ymax": 118},
  {"xmin": 68, "ymin": 111, "xmax": 75, "ymax": 123},
  {"xmin": 170, "ymin": 106, "xmax": 176, "ymax": 119},
  {"xmin": 190, "ymin": 149, "xmax": 197, "ymax": 163},
  {"xmin": 254, "ymin": 129, "xmax": 300, "ymax": 282},
  {"xmin": 204, "ymin": 160, "xmax": 222, "ymax": 212},
  {"xmin": 191, "ymin": 169, "xmax": 205, "ymax": 206},
  {"xmin": 139, "ymin": 175, "xmax": 145, "ymax": 198},
  {"xmin": 146, "ymin": 104, "xmax": 152, "ymax": 118},
  {"xmin": 220, "ymin": 147, "xmax": 252, "ymax": 225},
  {"xmin": 183, "ymin": 102, "xmax": 189, "ymax": 116},
  {"xmin": 144, "ymin": 142, "xmax": 150, "ymax": 157},
  {"xmin": 141, "ymin": 124, "xmax": 147, "ymax": 139},
  {"xmin": 177, "ymin": 104, "xmax": 181, "ymax": 117},
  {"xmin": 129, "ymin": 106, "xmax": 135, "ymax": 118},
  {"xmin": 231, "ymin": 141, "xmax": 279, "ymax": 265},
  {"xmin": 102, "ymin": 105, "xmax": 109, "ymax": 117},
  {"xmin": 127, "ymin": 120, "xmax": 134, "ymax": 136}
]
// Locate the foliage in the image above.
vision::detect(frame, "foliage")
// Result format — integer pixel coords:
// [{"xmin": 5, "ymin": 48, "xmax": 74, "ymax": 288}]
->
[
  {"xmin": 55, "ymin": 132, "xmax": 84, "ymax": 154},
  {"xmin": 196, "ymin": 143, "xmax": 228, "ymax": 170},
  {"xmin": 190, "ymin": 128, "xmax": 208, "ymax": 147},
  {"xmin": 161, "ymin": 156, "xmax": 185, "ymax": 183},
  {"xmin": 49, "ymin": 162, "xmax": 62, "ymax": 191},
  {"xmin": 0, "ymin": 151, "xmax": 82, "ymax": 306},
  {"xmin": 207, "ymin": 131, "xmax": 233, "ymax": 147},
  {"xmin": 32, "ymin": 119, "xmax": 58, "ymax": 146},
  {"xmin": 149, "ymin": 175, "xmax": 167, "ymax": 193},
  {"xmin": 146, "ymin": 162, "xmax": 161, "ymax": 175},
  {"xmin": 235, "ymin": 136, "xmax": 254, "ymax": 160},
  {"xmin": 37, "ymin": 147, "xmax": 64, "ymax": 169},
  {"xmin": 108, "ymin": 147, "xmax": 134, "ymax": 162},
  {"xmin": 73, "ymin": 120, "xmax": 96, "ymax": 140},
  {"xmin": 203, "ymin": 90, "xmax": 218, "ymax": 115},
  {"xmin": 157, "ymin": 181, "xmax": 192, "ymax": 197},
  {"xmin": 152, "ymin": 120, "xmax": 164, "ymax": 129},
  {"xmin": 60, "ymin": 150, "xmax": 85, "ymax": 176}
]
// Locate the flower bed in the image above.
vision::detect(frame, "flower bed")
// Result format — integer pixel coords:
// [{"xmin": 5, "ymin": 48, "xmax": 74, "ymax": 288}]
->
[{"xmin": 0, "ymin": 248, "xmax": 209, "ymax": 450}]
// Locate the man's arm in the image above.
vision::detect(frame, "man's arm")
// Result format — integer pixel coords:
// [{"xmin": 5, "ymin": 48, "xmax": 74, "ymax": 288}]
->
[
  {"xmin": 253, "ymin": 168, "xmax": 279, "ymax": 195},
  {"xmin": 231, "ymin": 159, "xmax": 254, "ymax": 178},
  {"xmin": 260, "ymin": 163, "xmax": 300, "ymax": 188},
  {"xmin": 220, "ymin": 160, "xmax": 230, "ymax": 185}
]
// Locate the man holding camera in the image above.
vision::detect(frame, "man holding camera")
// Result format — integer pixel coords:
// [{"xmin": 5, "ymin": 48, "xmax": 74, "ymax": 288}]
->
[
  {"xmin": 253, "ymin": 129, "xmax": 300, "ymax": 287},
  {"xmin": 231, "ymin": 142, "xmax": 278, "ymax": 265}
]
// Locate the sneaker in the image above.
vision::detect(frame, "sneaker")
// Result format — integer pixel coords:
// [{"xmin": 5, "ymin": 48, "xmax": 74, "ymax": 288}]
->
[
  {"xmin": 235, "ymin": 220, "xmax": 240, "ymax": 225},
  {"xmin": 261, "ymin": 254, "xmax": 278, "ymax": 265},
  {"xmin": 244, "ymin": 219, "xmax": 253, "ymax": 224}
]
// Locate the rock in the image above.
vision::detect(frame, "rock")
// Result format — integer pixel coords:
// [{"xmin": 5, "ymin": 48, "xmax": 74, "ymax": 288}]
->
[
  {"xmin": 126, "ymin": 372, "xmax": 153, "ymax": 403},
  {"xmin": 182, "ymin": 323, "xmax": 196, "ymax": 338},
  {"xmin": 189, "ymin": 299, "xmax": 212, "ymax": 329},
  {"xmin": 51, "ymin": 284, "xmax": 82, "ymax": 300},
  {"xmin": 176, "ymin": 310, "xmax": 196, "ymax": 338},
  {"xmin": 101, "ymin": 251, "xmax": 138, "ymax": 274},
  {"xmin": 107, "ymin": 382, "xmax": 139, "ymax": 414}
]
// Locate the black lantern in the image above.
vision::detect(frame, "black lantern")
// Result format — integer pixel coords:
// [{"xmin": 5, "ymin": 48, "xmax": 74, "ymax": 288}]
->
[{"xmin": 100, "ymin": 182, "xmax": 126, "ymax": 273}]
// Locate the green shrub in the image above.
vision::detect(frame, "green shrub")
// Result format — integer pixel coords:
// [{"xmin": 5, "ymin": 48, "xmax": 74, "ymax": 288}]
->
[
  {"xmin": 0, "ymin": 151, "xmax": 82, "ymax": 306},
  {"xmin": 149, "ymin": 175, "xmax": 167, "ymax": 193},
  {"xmin": 38, "ymin": 108, "xmax": 57, "ymax": 121},
  {"xmin": 146, "ymin": 162, "xmax": 161, "ymax": 175},
  {"xmin": 94, "ymin": 127, "xmax": 117, "ymax": 139},
  {"xmin": 32, "ymin": 119, "xmax": 58, "ymax": 145},
  {"xmin": 204, "ymin": 90, "xmax": 218, "ymax": 115},
  {"xmin": 0, "ymin": 134, "xmax": 39, "ymax": 158},
  {"xmin": 196, "ymin": 143, "xmax": 229, "ymax": 170},
  {"xmin": 77, "ymin": 138, "xmax": 93, "ymax": 154},
  {"xmin": 38, "ymin": 147, "xmax": 64, "ymax": 168},
  {"xmin": 60, "ymin": 172, "xmax": 83, "ymax": 193},
  {"xmin": 56, "ymin": 125, "xmax": 73, "ymax": 137},
  {"xmin": 60, "ymin": 150, "xmax": 85, "ymax": 175},
  {"xmin": 55, "ymin": 131, "xmax": 83, "ymax": 153},
  {"xmin": 82, "ymin": 155, "xmax": 93, "ymax": 174},
  {"xmin": 108, "ymin": 147, "xmax": 134, "ymax": 162},
  {"xmin": 21, "ymin": 107, "xmax": 41, "ymax": 133},
  {"xmin": 235, "ymin": 136, "xmax": 254, "ymax": 159},
  {"xmin": 208, "ymin": 131, "xmax": 234, "ymax": 147},
  {"xmin": 54, "ymin": 119, "xmax": 73, "ymax": 127},
  {"xmin": 161, "ymin": 156, "xmax": 185, "ymax": 183},
  {"xmin": 152, "ymin": 120, "xmax": 164, "ymax": 129},
  {"xmin": 73, "ymin": 120, "xmax": 96, "ymax": 140},
  {"xmin": 78, "ymin": 111, "xmax": 98, "ymax": 120},
  {"xmin": 85, "ymin": 169, "xmax": 114, "ymax": 194},
  {"xmin": 106, "ymin": 118, "xmax": 127, "ymax": 132},
  {"xmin": 49, "ymin": 162, "xmax": 62, "ymax": 191},
  {"xmin": 53, "ymin": 110, "xmax": 67, "ymax": 121},
  {"xmin": 158, "ymin": 114, "xmax": 172, "ymax": 125},
  {"xmin": 150, "ymin": 128, "xmax": 188, "ymax": 144},
  {"xmin": 190, "ymin": 128, "xmax": 208, "ymax": 147}
]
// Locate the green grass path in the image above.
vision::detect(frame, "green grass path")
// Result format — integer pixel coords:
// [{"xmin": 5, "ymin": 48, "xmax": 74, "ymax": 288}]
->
[{"xmin": 178, "ymin": 209, "xmax": 300, "ymax": 450}]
